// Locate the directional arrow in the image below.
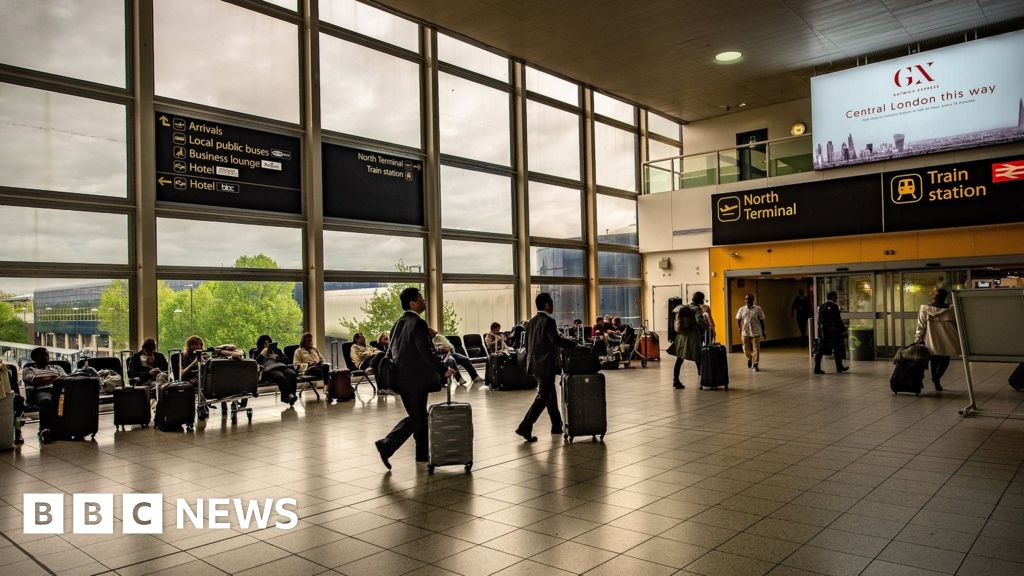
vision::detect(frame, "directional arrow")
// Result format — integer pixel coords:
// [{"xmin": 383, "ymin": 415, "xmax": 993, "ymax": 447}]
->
[
  {"xmin": 159, "ymin": 115, "xmax": 170, "ymax": 127},
  {"xmin": 157, "ymin": 177, "xmax": 172, "ymax": 186}
]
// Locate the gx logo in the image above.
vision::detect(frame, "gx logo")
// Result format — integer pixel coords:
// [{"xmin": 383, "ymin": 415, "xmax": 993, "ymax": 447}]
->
[{"xmin": 893, "ymin": 62, "xmax": 935, "ymax": 87}]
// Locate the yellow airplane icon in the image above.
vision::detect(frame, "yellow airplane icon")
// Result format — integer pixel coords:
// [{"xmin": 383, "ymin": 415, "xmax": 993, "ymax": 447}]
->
[{"xmin": 719, "ymin": 203, "xmax": 738, "ymax": 213}]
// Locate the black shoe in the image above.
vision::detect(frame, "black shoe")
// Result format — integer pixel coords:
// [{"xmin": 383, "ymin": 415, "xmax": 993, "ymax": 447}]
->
[
  {"xmin": 934, "ymin": 383, "xmax": 944, "ymax": 392},
  {"xmin": 837, "ymin": 366, "xmax": 849, "ymax": 373},
  {"xmin": 673, "ymin": 381, "xmax": 684, "ymax": 389},
  {"xmin": 747, "ymin": 359, "xmax": 752, "ymax": 368},
  {"xmin": 374, "ymin": 439, "xmax": 392, "ymax": 470},
  {"xmin": 515, "ymin": 427, "xmax": 537, "ymax": 443},
  {"xmin": 813, "ymin": 369, "xmax": 825, "ymax": 374},
  {"xmin": 14, "ymin": 429, "xmax": 24, "ymax": 445},
  {"xmin": 753, "ymin": 364, "xmax": 759, "ymax": 372}
]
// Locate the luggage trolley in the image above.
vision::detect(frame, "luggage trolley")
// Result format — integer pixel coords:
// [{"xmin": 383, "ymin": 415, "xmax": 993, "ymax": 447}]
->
[
  {"xmin": 602, "ymin": 321, "xmax": 656, "ymax": 369},
  {"xmin": 196, "ymin": 353, "xmax": 258, "ymax": 425}
]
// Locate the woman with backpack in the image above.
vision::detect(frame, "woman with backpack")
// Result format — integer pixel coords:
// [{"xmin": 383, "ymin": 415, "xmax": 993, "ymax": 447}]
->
[
  {"xmin": 913, "ymin": 288, "xmax": 959, "ymax": 391},
  {"xmin": 669, "ymin": 292, "xmax": 709, "ymax": 389}
]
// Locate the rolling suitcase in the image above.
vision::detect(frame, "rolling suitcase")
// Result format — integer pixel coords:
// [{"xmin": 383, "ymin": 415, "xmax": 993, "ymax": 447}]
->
[
  {"xmin": 560, "ymin": 373, "xmax": 606, "ymax": 443},
  {"xmin": 699, "ymin": 342, "xmax": 729, "ymax": 390},
  {"xmin": 427, "ymin": 382, "xmax": 473, "ymax": 475},
  {"xmin": 890, "ymin": 345, "xmax": 928, "ymax": 395},
  {"xmin": 203, "ymin": 359, "xmax": 259, "ymax": 400},
  {"xmin": 637, "ymin": 332, "xmax": 660, "ymax": 360},
  {"xmin": 561, "ymin": 346, "xmax": 601, "ymax": 375},
  {"xmin": 113, "ymin": 383, "xmax": 151, "ymax": 430},
  {"xmin": 39, "ymin": 375, "xmax": 100, "ymax": 443},
  {"xmin": 326, "ymin": 369, "xmax": 354, "ymax": 403},
  {"xmin": 155, "ymin": 382, "xmax": 196, "ymax": 432},
  {"xmin": 486, "ymin": 354, "xmax": 531, "ymax": 390},
  {"xmin": 1008, "ymin": 363, "xmax": 1024, "ymax": 391}
]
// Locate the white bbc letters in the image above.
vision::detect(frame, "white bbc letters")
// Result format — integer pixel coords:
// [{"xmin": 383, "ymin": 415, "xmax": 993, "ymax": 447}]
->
[
  {"xmin": 73, "ymin": 493, "xmax": 114, "ymax": 534},
  {"xmin": 123, "ymin": 494, "xmax": 164, "ymax": 534},
  {"xmin": 23, "ymin": 493, "xmax": 65, "ymax": 534}
]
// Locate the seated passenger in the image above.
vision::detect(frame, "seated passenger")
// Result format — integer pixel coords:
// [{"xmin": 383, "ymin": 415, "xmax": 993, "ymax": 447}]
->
[
  {"xmin": 2, "ymin": 359, "xmax": 24, "ymax": 445},
  {"xmin": 350, "ymin": 332, "xmax": 383, "ymax": 372},
  {"xmin": 429, "ymin": 329, "xmax": 483, "ymax": 385},
  {"xmin": 372, "ymin": 332, "xmax": 389, "ymax": 352},
  {"xmin": 292, "ymin": 332, "xmax": 329, "ymax": 380},
  {"xmin": 484, "ymin": 322, "xmax": 508, "ymax": 355},
  {"xmin": 571, "ymin": 319, "xmax": 585, "ymax": 342},
  {"xmin": 129, "ymin": 338, "xmax": 170, "ymax": 393},
  {"xmin": 22, "ymin": 347, "xmax": 66, "ymax": 415},
  {"xmin": 507, "ymin": 322, "xmax": 527, "ymax": 349},
  {"xmin": 180, "ymin": 336, "xmax": 205, "ymax": 385},
  {"xmin": 255, "ymin": 335, "xmax": 298, "ymax": 406}
]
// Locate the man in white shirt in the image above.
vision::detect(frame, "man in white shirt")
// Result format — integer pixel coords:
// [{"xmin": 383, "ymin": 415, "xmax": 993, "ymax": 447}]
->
[{"xmin": 736, "ymin": 294, "xmax": 767, "ymax": 372}]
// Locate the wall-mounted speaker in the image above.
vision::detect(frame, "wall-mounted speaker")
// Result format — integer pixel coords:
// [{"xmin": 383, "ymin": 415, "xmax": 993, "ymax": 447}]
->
[{"xmin": 658, "ymin": 257, "xmax": 671, "ymax": 269}]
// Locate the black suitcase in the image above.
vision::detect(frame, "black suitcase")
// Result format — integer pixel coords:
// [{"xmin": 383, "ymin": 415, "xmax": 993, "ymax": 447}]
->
[
  {"xmin": 486, "ymin": 354, "xmax": 532, "ymax": 390},
  {"xmin": 1009, "ymin": 363, "xmax": 1024, "ymax": 391},
  {"xmin": 203, "ymin": 359, "xmax": 259, "ymax": 400},
  {"xmin": 560, "ymin": 373, "xmax": 606, "ymax": 443},
  {"xmin": 155, "ymin": 382, "xmax": 196, "ymax": 432},
  {"xmin": 113, "ymin": 385, "xmax": 151, "ymax": 430},
  {"xmin": 699, "ymin": 343, "xmax": 729, "ymax": 390},
  {"xmin": 561, "ymin": 346, "xmax": 601, "ymax": 375},
  {"xmin": 890, "ymin": 363, "xmax": 924, "ymax": 395},
  {"xmin": 39, "ymin": 375, "xmax": 100, "ymax": 442}
]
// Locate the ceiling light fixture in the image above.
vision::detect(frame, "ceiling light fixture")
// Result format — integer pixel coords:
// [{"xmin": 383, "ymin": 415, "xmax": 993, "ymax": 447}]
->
[{"xmin": 714, "ymin": 51, "xmax": 743, "ymax": 63}]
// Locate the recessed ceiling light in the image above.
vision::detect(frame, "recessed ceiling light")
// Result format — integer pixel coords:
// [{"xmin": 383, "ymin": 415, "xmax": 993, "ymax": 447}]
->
[{"xmin": 715, "ymin": 51, "xmax": 743, "ymax": 63}]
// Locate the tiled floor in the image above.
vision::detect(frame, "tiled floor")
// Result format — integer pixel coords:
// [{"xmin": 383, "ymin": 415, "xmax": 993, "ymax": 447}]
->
[{"xmin": 2, "ymin": 350, "xmax": 1024, "ymax": 576}]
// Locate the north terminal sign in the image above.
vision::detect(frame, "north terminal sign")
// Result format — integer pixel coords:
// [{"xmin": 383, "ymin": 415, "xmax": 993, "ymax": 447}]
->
[
  {"xmin": 155, "ymin": 112, "xmax": 301, "ymax": 214},
  {"xmin": 322, "ymin": 143, "xmax": 424, "ymax": 226},
  {"xmin": 711, "ymin": 156, "xmax": 1024, "ymax": 245}
]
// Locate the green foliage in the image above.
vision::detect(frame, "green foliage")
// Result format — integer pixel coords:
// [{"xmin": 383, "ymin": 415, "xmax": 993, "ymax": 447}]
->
[
  {"xmin": 97, "ymin": 280, "xmax": 130, "ymax": 351},
  {"xmin": 0, "ymin": 301, "xmax": 29, "ymax": 343},
  {"xmin": 338, "ymin": 261, "xmax": 460, "ymax": 339}
]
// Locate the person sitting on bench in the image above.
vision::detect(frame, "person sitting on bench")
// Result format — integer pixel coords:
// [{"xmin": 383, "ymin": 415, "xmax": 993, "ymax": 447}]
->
[
  {"xmin": 255, "ymin": 335, "xmax": 298, "ymax": 406},
  {"xmin": 129, "ymin": 338, "xmax": 170, "ymax": 393}
]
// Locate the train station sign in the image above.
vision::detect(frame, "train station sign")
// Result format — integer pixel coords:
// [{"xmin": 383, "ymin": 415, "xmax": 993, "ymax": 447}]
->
[
  {"xmin": 155, "ymin": 112, "xmax": 302, "ymax": 214},
  {"xmin": 322, "ymin": 143, "xmax": 424, "ymax": 226}
]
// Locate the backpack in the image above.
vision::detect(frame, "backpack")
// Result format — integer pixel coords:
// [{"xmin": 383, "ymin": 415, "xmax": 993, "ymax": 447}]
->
[{"xmin": 675, "ymin": 304, "xmax": 698, "ymax": 333}]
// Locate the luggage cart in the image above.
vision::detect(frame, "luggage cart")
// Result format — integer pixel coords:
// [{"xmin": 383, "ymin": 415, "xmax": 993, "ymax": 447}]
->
[{"xmin": 192, "ymin": 351, "xmax": 258, "ymax": 425}]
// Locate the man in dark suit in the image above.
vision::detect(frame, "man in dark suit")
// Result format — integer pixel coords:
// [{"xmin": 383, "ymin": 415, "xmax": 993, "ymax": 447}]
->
[
  {"xmin": 515, "ymin": 292, "xmax": 577, "ymax": 442},
  {"xmin": 374, "ymin": 287, "xmax": 453, "ymax": 470}
]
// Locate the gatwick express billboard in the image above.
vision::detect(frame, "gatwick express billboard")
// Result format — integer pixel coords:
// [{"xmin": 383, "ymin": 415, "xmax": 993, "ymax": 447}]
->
[{"xmin": 811, "ymin": 29, "xmax": 1024, "ymax": 170}]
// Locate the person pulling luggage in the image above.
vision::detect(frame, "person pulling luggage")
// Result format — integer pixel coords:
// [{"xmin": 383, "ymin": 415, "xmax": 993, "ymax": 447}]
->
[
  {"xmin": 913, "ymin": 288, "xmax": 959, "ymax": 391},
  {"xmin": 374, "ymin": 287, "xmax": 454, "ymax": 469},
  {"xmin": 735, "ymin": 293, "xmax": 766, "ymax": 372},
  {"xmin": 514, "ymin": 292, "xmax": 577, "ymax": 442},
  {"xmin": 669, "ymin": 292, "xmax": 709, "ymax": 389},
  {"xmin": 814, "ymin": 291, "xmax": 849, "ymax": 374}
]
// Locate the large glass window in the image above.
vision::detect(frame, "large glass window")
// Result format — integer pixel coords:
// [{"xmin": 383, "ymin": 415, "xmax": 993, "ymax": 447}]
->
[
  {"xmin": 598, "ymin": 252, "xmax": 641, "ymax": 279},
  {"xmin": 0, "ymin": 84, "xmax": 127, "ymax": 197},
  {"xmin": 325, "ymin": 281, "xmax": 422, "ymax": 341},
  {"xmin": 319, "ymin": 0, "xmax": 419, "ymax": 52},
  {"xmin": 596, "ymin": 194, "xmax": 637, "ymax": 246},
  {"xmin": 531, "ymin": 247, "xmax": 584, "ymax": 278},
  {"xmin": 0, "ymin": 277, "xmax": 131, "ymax": 358},
  {"xmin": 599, "ymin": 285, "xmax": 641, "ymax": 326},
  {"xmin": 158, "ymin": 279, "xmax": 303, "ymax": 354},
  {"xmin": 649, "ymin": 139, "xmax": 681, "ymax": 162},
  {"xmin": 0, "ymin": 207, "xmax": 127, "ymax": 264},
  {"xmin": 648, "ymin": 112, "xmax": 681, "ymax": 141},
  {"xmin": 438, "ymin": 72, "xmax": 511, "ymax": 166},
  {"xmin": 157, "ymin": 219, "xmax": 302, "ymax": 269},
  {"xmin": 594, "ymin": 93, "xmax": 634, "ymax": 125},
  {"xmin": 437, "ymin": 34, "xmax": 509, "ymax": 82},
  {"xmin": 528, "ymin": 182, "xmax": 582, "ymax": 240},
  {"xmin": 0, "ymin": 0, "xmax": 125, "ymax": 88},
  {"xmin": 442, "ymin": 240, "xmax": 513, "ymax": 275},
  {"xmin": 526, "ymin": 101, "xmax": 581, "ymax": 180},
  {"xmin": 323, "ymin": 231, "xmax": 423, "ymax": 272},
  {"xmin": 525, "ymin": 67, "xmax": 578, "ymax": 106},
  {"xmin": 154, "ymin": 0, "xmax": 300, "ymax": 123},
  {"xmin": 320, "ymin": 35, "xmax": 421, "ymax": 148},
  {"xmin": 440, "ymin": 166, "xmax": 512, "ymax": 234},
  {"xmin": 595, "ymin": 123, "xmax": 637, "ymax": 191},
  {"xmin": 443, "ymin": 283, "xmax": 515, "ymax": 335},
  {"xmin": 531, "ymin": 284, "xmax": 585, "ymax": 327}
]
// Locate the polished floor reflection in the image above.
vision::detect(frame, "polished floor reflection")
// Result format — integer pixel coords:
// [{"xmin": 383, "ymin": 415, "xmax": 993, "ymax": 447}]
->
[{"xmin": 2, "ymin": 351, "xmax": 1023, "ymax": 576}]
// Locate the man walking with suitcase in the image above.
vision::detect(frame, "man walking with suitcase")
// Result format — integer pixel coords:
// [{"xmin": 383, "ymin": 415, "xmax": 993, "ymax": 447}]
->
[
  {"xmin": 814, "ymin": 291, "xmax": 849, "ymax": 374},
  {"xmin": 375, "ymin": 287, "xmax": 454, "ymax": 469},
  {"xmin": 515, "ymin": 292, "xmax": 577, "ymax": 442},
  {"xmin": 736, "ymin": 293, "xmax": 766, "ymax": 371}
]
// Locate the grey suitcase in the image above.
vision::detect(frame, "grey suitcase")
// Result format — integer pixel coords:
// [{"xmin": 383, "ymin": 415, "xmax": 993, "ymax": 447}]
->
[
  {"xmin": 427, "ymin": 382, "xmax": 473, "ymax": 475},
  {"xmin": 561, "ymin": 373, "xmax": 606, "ymax": 443}
]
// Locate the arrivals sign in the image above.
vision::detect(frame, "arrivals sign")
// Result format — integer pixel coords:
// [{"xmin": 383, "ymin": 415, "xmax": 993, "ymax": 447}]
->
[
  {"xmin": 811, "ymin": 29, "xmax": 1024, "ymax": 170},
  {"xmin": 155, "ymin": 112, "xmax": 302, "ymax": 213},
  {"xmin": 711, "ymin": 176, "xmax": 883, "ymax": 245},
  {"xmin": 711, "ymin": 156, "xmax": 1024, "ymax": 245},
  {"xmin": 322, "ymin": 143, "xmax": 424, "ymax": 226},
  {"xmin": 883, "ymin": 156, "xmax": 1024, "ymax": 231}
]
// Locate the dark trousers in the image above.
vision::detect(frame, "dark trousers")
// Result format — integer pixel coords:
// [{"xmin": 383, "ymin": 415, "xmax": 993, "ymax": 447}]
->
[
  {"xmin": 930, "ymin": 355, "xmax": 951, "ymax": 386},
  {"xmin": 263, "ymin": 367, "xmax": 298, "ymax": 400},
  {"xmin": 814, "ymin": 339, "xmax": 844, "ymax": 372},
  {"xmin": 451, "ymin": 353, "xmax": 479, "ymax": 380},
  {"xmin": 518, "ymin": 373, "xmax": 562, "ymax": 434},
  {"xmin": 797, "ymin": 316, "xmax": 810, "ymax": 343},
  {"xmin": 673, "ymin": 356, "xmax": 701, "ymax": 383},
  {"xmin": 380, "ymin": 384, "xmax": 429, "ymax": 460}
]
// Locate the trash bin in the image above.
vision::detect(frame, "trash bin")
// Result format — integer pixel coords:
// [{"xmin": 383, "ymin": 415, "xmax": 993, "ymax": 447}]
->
[{"xmin": 849, "ymin": 327, "xmax": 875, "ymax": 361}]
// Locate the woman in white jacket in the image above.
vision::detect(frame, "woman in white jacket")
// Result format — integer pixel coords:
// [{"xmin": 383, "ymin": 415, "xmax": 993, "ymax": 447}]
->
[{"xmin": 914, "ymin": 288, "xmax": 960, "ymax": 391}]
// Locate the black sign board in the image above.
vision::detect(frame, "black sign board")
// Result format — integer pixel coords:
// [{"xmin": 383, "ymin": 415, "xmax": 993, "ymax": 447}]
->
[
  {"xmin": 155, "ymin": 112, "xmax": 301, "ymax": 214},
  {"xmin": 322, "ymin": 143, "xmax": 423, "ymax": 226},
  {"xmin": 711, "ymin": 175, "xmax": 883, "ymax": 245},
  {"xmin": 882, "ymin": 156, "xmax": 1024, "ymax": 232}
]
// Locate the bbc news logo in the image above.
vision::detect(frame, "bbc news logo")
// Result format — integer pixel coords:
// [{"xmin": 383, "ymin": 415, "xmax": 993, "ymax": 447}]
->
[{"xmin": 24, "ymin": 494, "xmax": 298, "ymax": 534}]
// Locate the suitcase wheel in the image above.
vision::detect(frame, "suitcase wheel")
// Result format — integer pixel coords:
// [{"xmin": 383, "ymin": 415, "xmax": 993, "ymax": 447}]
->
[
  {"xmin": 699, "ymin": 386, "xmax": 704, "ymax": 390},
  {"xmin": 465, "ymin": 462, "xmax": 472, "ymax": 473},
  {"xmin": 427, "ymin": 465, "xmax": 435, "ymax": 475},
  {"xmin": 591, "ymin": 436, "xmax": 597, "ymax": 442},
  {"xmin": 90, "ymin": 434, "xmax": 96, "ymax": 440},
  {"xmin": 641, "ymin": 360, "xmax": 648, "ymax": 368},
  {"xmin": 186, "ymin": 424, "xmax": 194, "ymax": 432},
  {"xmin": 566, "ymin": 435, "xmax": 574, "ymax": 444}
]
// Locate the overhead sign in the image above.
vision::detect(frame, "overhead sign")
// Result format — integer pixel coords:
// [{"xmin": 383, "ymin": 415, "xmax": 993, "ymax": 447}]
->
[
  {"xmin": 811, "ymin": 29, "xmax": 1024, "ymax": 170},
  {"xmin": 155, "ymin": 112, "xmax": 301, "ymax": 213},
  {"xmin": 322, "ymin": 143, "xmax": 423, "ymax": 226},
  {"xmin": 711, "ymin": 175, "xmax": 883, "ymax": 245},
  {"xmin": 883, "ymin": 156, "xmax": 1024, "ymax": 231}
]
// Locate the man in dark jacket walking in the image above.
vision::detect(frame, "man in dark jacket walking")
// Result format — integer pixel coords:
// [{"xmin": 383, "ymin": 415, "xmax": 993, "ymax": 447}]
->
[
  {"xmin": 515, "ymin": 292, "xmax": 577, "ymax": 442},
  {"xmin": 814, "ymin": 291, "xmax": 849, "ymax": 374},
  {"xmin": 374, "ymin": 287, "xmax": 453, "ymax": 470}
]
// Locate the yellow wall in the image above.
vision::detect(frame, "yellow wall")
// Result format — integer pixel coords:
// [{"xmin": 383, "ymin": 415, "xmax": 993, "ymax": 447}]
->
[{"xmin": 708, "ymin": 223, "xmax": 1024, "ymax": 335}]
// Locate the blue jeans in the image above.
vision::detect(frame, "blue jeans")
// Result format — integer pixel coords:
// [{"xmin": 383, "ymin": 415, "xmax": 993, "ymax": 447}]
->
[{"xmin": 445, "ymin": 353, "xmax": 479, "ymax": 381}]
